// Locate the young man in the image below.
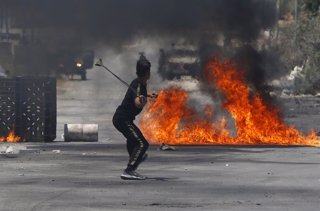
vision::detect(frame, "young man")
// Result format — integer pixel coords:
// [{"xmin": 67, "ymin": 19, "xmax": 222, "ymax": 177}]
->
[{"xmin": 112, "ymin": 54, "xmax": 152, "ymax": 180}]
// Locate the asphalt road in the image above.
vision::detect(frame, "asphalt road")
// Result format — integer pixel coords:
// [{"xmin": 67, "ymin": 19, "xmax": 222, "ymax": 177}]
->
[
  {"xmin": 0, "ymin": 69, "xmax": 319, "ymax": 211},
  {"xmin": 1, "ymin": 143, "xmax": 319, "ymax": 211}
]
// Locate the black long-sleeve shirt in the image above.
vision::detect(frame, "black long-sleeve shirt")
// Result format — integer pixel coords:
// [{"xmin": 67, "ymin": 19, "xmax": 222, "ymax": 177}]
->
[{"xmin": 114, "ymin": 78, "xmax": 147, "ymax": 121}]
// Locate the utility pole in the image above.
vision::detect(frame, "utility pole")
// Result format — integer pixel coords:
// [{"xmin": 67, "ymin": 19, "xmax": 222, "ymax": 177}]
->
[{"xmin": 295, "ymin": 0, "xmax": 298, "ymax": 21}]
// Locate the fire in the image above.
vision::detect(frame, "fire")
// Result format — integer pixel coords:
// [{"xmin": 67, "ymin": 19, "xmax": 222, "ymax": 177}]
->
[
  {"xmin": 140, "ymin": 88, "xmax": 231, "ymax": 144},
  {"xmin": 0, "ymin": 130, "xmax": 21, "ymax": 143},
  {"xmin": 140, "ymin": 58, "xmax": 319, "ymax": 146}
]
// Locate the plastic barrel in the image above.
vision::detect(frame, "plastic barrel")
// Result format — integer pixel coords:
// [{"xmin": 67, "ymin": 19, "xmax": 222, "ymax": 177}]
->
[{"xmin": 64, "ymin": 124, "xmax": 98, "ymax": 142}]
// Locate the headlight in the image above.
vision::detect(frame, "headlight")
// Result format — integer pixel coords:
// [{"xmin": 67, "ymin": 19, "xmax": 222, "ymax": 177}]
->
[{"xmin": 76, "ymin": 63, "xmax": 82, "ymax": 67}]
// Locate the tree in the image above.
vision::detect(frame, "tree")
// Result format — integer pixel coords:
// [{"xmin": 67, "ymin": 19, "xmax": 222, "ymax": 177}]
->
[
  {"xmin": 303, "ymin": 0, "xmax": 320, "ymax": 15},
  {"xmin": 273, "ymin": 0, "xmax": 320, "ymax": 94}
]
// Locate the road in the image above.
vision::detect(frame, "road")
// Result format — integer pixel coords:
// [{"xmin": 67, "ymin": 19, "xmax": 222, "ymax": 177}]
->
[{"xmin": 0, "ymin": 68, "xmax": 319, "ymax": 211}]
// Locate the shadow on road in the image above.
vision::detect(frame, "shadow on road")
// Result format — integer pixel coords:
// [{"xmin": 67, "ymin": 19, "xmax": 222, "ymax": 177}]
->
[{"xmin": 146, "ymin": 177, "xmax": 179, "ymax": 181}]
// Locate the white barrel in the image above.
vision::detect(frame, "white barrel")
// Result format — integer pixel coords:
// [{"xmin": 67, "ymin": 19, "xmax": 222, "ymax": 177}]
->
[{"xmin": 64, "ymin": 124, "xmax": 98, "ymax": 142}]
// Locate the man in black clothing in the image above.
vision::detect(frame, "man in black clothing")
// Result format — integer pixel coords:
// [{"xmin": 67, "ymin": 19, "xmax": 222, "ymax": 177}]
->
[{"xmin": 112, "ymin": 55, "xmax": 152, "ymax": 180}]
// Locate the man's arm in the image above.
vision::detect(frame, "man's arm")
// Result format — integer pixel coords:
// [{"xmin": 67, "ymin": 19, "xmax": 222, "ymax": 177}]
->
[{"xmin": 134, "ymin": 95, "xmax": 147, "ymax": 108}]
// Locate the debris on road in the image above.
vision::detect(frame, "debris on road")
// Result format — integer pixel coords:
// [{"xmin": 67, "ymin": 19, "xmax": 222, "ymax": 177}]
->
[
  {"xmin": 52, "ymin": 149, "xmax": 61, "ymax": 154},
  {"xmin": 5, "ymin": 146, "xmax": 14, "ymax": 153},
  {"xmin": 159, "ymin": 143, "xmax": 176, "ymax": 151},
  {"xmin": 82, "ymin": 152, "xmax": 97, "ymax": 156},
  {"xmin": 1, "ymin": 144, "xmax": 40, "ymax": 158},
  {"xmin": 0, "ymin": 145, "xmax": 19, "ymax": 158}
]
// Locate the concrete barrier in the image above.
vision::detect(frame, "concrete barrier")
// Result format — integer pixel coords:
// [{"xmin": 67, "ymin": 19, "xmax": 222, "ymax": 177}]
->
[{"xmin": 64, "ymin": 124, "xmax": 98, "ymax": 142}]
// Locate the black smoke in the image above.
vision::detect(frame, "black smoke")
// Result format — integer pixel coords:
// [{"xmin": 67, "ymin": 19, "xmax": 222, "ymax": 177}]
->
[
  {"xmin": 4, "ymin": 0, "xmax": 277, "ymax": 47},
  {"xmin": 2, "ymin": 0, "xmax": 281, "ymax": 91}
]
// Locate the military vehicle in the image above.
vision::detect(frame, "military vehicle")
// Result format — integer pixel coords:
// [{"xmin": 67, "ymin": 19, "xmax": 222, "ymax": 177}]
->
[
  {"xmin": 158, "ymin": 43, "xmax": 201, "ymax": 80},
  {"xmin": 0, "ymin": 5, "xmax": 94, "ymax": 80}
]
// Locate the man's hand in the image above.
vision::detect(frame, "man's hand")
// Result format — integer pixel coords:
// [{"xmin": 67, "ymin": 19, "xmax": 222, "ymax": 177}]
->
[
  {"xmin": 135, "ymin": 95, "xmax": 147, "ymax": 108},
  {"xmin": 147, "ymin": 92, "xmax": 158, "ymax": 99}
]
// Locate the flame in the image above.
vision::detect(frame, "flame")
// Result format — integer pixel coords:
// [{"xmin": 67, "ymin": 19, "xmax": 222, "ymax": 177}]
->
[
  {"xmin": 140, "ymin": 58, "xmax": 320, "ymax": 146},
  {"xmin": 0, "ymin": 130, "xmax": 21, "ymax": 143},
  {"xmin": 140, "ymin": 88, "xmax": 231, "ymax": 145}
]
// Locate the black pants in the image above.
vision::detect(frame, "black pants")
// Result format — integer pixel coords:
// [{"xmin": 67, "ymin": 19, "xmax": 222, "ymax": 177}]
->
[{"xmin": 113, "ymin": 115, "xmax": 149, "ymax": 171}]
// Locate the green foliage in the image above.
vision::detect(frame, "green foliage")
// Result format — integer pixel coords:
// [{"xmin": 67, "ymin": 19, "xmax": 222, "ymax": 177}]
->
[
  {"xmin": 275, "ymin": 8, "xmax": 320, "ymax": 94},
  {"xmin": 302, "ymin": 0, "xmax": 320, "ymax": 15},
  {"xmin": 278, "ymin": 0, "xmax": 296, "ymax": 17},
  {"xmin": 293, "ymin": 15, "xmax": 320, "ymax": 93}
]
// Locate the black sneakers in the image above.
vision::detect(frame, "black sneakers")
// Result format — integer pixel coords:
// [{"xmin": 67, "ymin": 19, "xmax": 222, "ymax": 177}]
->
[
  {"xmin": 120, "ymin": 153, "xmax": 148, "ymax": 180},
  {"xmin": 120, "ymin": 170, "xmax": 147, "ymax": 180}
]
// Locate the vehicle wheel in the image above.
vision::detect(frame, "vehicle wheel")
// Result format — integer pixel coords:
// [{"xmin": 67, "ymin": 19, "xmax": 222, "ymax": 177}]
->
[
  {"xmin": 166, "ymin": 72, "xmax": 174, "ymax": 80},
  {"xmin": 81, "ymin": 71, "xmax": 87, "ymax": 80}
]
